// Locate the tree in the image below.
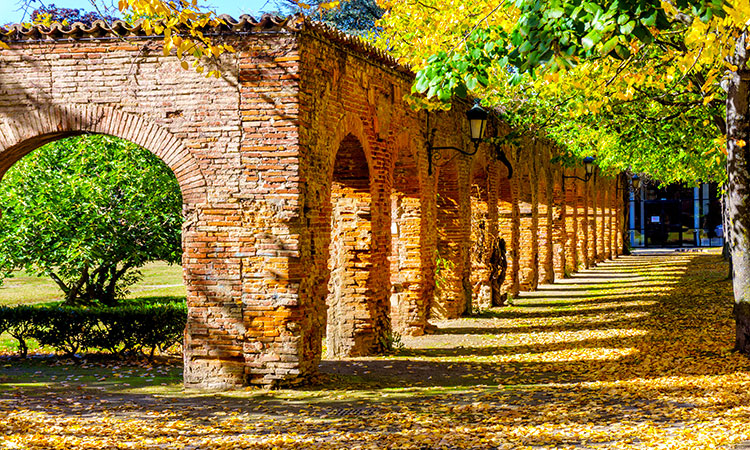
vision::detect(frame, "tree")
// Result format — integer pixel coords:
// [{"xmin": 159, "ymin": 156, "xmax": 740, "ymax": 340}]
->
[
  {"xmin": 276, "ymin": 0, "xmax": 383, "ymax": 34},
  {"xmin": 28, "ymin": 3, "xmax": 117, "ymax": 26},
  {"xmin": 376, "ymin": 0, "xmax": 750, "ymax": 352},
  {"xmin": 0, "ymin": 135, "xmax": 183, "ymax": 307}
]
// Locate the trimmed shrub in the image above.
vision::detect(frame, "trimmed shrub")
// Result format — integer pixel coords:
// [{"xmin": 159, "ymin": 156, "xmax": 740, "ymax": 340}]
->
[
  {"xmin": 0, "ymin": 303, "xmax": 187, "ymax": 358},
  {"xmin": 1, "ymin": 305, "xmax": 40, "ymax": 357}
]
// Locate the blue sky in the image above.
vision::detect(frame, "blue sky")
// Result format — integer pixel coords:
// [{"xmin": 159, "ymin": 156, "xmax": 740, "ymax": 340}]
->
[{"xmin": 0, "ymin": 0, "xmax": 280, "ymax": 24}]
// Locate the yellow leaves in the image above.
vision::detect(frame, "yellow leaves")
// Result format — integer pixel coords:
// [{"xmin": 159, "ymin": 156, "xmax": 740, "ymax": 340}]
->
[
  {"xmin": 3, "ymin": 255, "xmax": 750, "ymax": 449},
  {"xmin": 111, "ymin": 0, "xmax": 237, "ymax": 78},
  {"xmin": 0, "ymin": 42, "xmax": 8, "ymax": 50},
  {"xmin": 736, "ymin": 139, "xmax": 746, "ymax": 148}
]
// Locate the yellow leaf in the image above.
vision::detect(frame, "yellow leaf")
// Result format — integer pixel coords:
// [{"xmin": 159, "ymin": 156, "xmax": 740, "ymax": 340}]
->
[{"xmin": 737, "ymin": 139, "xmax": 746, "ymax": 148}]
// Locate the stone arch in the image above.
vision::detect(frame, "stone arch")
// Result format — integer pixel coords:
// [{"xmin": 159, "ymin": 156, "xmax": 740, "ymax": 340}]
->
[
  {"xmin": 0, "ymin": 105, "xmax": 208, "ymax": 204},
  {"xmin": 389, "ymin": 131, "xmax": 430, "ymax": 335}
]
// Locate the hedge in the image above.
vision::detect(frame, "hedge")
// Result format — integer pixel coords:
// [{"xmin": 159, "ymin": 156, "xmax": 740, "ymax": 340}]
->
[{"xmin": 0, "ymin": 303, "xmax": 186, "ymax": 358}]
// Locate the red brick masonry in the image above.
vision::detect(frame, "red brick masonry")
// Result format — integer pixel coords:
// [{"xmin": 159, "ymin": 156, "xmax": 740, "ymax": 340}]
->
[{"xmin": 0, "ymin": 16, "xmax": 625, "ymax": 388}]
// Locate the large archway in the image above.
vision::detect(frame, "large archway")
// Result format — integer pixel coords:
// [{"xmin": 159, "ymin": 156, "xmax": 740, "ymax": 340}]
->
[{"xmin": 0, "ymin": 106, "xmax": 247, "ymax": 389}]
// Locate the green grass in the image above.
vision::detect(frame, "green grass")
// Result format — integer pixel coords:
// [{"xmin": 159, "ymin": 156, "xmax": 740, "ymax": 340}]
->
[{"xmin": 0, "ymin": 261, "xmax": 186, "ymax": 306}]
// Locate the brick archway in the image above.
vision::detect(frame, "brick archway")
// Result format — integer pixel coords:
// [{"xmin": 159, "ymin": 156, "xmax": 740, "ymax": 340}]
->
[
  {"xmin": 0, "ymin": 105, "xmax": 207, "ymax": 203},
  {"xmin": 0, "ymin": 19, "xmax": 626, "ymax": 388}
]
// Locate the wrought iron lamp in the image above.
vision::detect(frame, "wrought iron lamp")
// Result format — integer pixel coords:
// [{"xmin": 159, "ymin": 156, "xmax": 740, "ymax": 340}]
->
[
  {"xmin": 426, "ymin": 101, "xmax": 513, "ymax": 178},
  {"xmin": 562, "ymin": 156, "xmax": 596, "ymax": 182},
  {"xmin": 616, "ymin": 174, "xmax": 642, "ymax": 193}
]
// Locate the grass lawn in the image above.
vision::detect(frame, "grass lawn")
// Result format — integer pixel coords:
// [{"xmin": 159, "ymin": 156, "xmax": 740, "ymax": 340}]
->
[{"xmin": 0, "ymin": 261, "xmax": 186, "ymax": 306}]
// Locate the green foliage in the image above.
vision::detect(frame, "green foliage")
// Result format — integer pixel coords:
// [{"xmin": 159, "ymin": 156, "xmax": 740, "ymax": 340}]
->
[
  {"xmin": 0, "ymin": 135, "xmax": 183, "ymax": 307},
  {"xmin": 386, "ymin": 0, "xmax": 738, "ymax": 186},
  {"xmin": 0, "ymin": 305, "xmax": 41, "ymax": 357},
  {"xmin": 379, "ymin": 329, "xmax": 404, "ymax": 354},
  {"xmin": 0, "ymin": 303, "xmax": 187, "ymax": 358}
]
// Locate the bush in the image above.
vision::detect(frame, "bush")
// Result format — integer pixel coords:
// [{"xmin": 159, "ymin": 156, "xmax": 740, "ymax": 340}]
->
[
  {"xmin": 0, "ymin": 303, "xmax": 187, "ymax": 358},
  {"xmin": 1, "ymin": 305, "xmax": 41, "ymax": 357}
]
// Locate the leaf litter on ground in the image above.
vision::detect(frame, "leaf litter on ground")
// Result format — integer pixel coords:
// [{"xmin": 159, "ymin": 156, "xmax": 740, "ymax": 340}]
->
[{"xmin": 1, "ymin": 251, "xmax": 750, "ymax": 449}]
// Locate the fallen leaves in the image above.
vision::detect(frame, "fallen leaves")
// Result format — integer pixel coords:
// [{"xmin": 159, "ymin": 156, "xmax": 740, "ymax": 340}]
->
[{"xmin": 2, "ymin": 252, "xmax": 750, "ymax": 449}]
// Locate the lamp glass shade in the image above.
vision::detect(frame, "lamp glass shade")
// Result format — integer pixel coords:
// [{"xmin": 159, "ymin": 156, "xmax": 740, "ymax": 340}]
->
[
  {"xmin": 583, "ymin": 156, "xmax": 595, "ymax": 175},
  {"xmin": 466, "ymin": 103, "xmax": 488, "ymax": 142},
  {"xmin": 632, "ymin": 175, "xmax": 641, "ymax": 190}
]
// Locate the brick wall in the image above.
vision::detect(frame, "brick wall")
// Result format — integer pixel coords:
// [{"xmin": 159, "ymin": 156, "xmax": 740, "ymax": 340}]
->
[{"xmin": 0, "ymin": 19, "xmax": 625, "ymax": 388}]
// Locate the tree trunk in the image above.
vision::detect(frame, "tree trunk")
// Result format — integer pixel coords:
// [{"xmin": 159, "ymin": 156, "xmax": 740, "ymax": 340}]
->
[{"xmin": 725, "ymin": 32, "xmax": 750, "ymax": 354}]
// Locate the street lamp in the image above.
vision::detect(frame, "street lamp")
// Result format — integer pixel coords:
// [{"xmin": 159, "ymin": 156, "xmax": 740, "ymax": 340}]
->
[
  {"xmin": 563, "ymin": 156, "xmax": 597, "ymax": 182},
  {"xmin": 631, "ymin": 174, "xmax": 641, "ymax": 190},
  {"xmin": 426, "ymin": 101, "xmax": 513, "ymax": 178},
  {"xmin": 466, "ymin": 101, "xmax": 488, "ymax": 143}
]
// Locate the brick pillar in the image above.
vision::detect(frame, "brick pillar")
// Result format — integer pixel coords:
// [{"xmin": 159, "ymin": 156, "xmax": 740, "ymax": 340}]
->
[
  {"xmin": 615, "ymin": 178, "xmax": 624, "ymax": 255},
  {"xmin": 537, "ymin": 154, "xmax": 554, "ymax": 284},
  {"xmin": 586, "ymin": 174, "xmax": 597, "ymax": 267},
  {"xmin": 434, "ymin": 158, "xmax": 471, "ymax": 318},
  {"xmin": 321, "ymin": 133, "xmax": 390, "ymax": 359},
  {"xmin": 390, "ymin": 144, "xmax": 428, "ymax": 336},
  {"xmin": 518, "ymin": 150, "xmax": 538, "ymax": 291},
  {"xmin": 603, "ymin": 181, "xmax": 612, "ymax": 259},
  {"xmin": 576, "ymin": 169, "xmax": 589, "ymax": 269},
  {"xmin": 498, "ymin": 156, "xmax": 518, "ymax": 297},
  {"xmin": 563, "ymin": 172, "xmax": 578, "ymax": 275},
  {"xmin": 552, "ymin": 169, "xmax": 566, "ymax": 279},
  {"xmin": 596, "ymin": 178, "xmax": 605, "ymax": 262}
]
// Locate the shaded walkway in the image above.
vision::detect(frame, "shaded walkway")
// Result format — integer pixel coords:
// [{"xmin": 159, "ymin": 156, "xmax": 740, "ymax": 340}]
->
[{"xmin": 3, "ymin": 252, "xmax": 750, "ymax": 449}]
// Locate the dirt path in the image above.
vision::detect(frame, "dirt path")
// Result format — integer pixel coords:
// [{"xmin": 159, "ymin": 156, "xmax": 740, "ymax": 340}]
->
[{"xmin": 2, "ymin": 252, "xmax": 750, "ymax": 449}]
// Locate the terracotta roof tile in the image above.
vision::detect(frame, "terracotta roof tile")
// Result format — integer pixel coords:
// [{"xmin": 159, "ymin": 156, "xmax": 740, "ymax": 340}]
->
[{"xmin": 0, "ymin": 14, "xmax": 411, "ymax": 75}]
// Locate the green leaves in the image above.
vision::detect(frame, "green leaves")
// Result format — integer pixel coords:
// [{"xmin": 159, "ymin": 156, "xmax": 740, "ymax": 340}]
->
[
  {"xmin": 0, "ymin": 135, "xmax": 183, "ymax": 306},
  {"xmin": 413, "ymin": 25, "xmax": 511, "ymax": 101}
]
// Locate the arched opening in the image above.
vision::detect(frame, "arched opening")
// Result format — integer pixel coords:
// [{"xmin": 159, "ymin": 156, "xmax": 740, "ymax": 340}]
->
[
  {"xmin": 469, "ymin": 165, "xmax": 491, "ymax": 310},
  {"xmin": 517, "ymin": 151, "xmax": 538, "ymax": 291},
  {"xmin": 390, "ymin": 143, "xmax": 428, "ymax": 336},
  {"xmin": 434, "ymin": 160, "xmax": 468, "ymax": 318},
  {"xmin": 497, "ymin": 159, "xmax": 517, "ymax": 299},
  {"xmin": 551, "ymin": 168, "xmax": 567, "ymax": 279},
  {"xmin": 0, "ymin": 133, "xmax": 187, "ymax": 371},
  {"xmin": 563, "ymin": 170, "xmax": 579, "ymax": 275},
  {"xmin": 326, "ymin": 133, "xmax": 375, "ymax": 358}
]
